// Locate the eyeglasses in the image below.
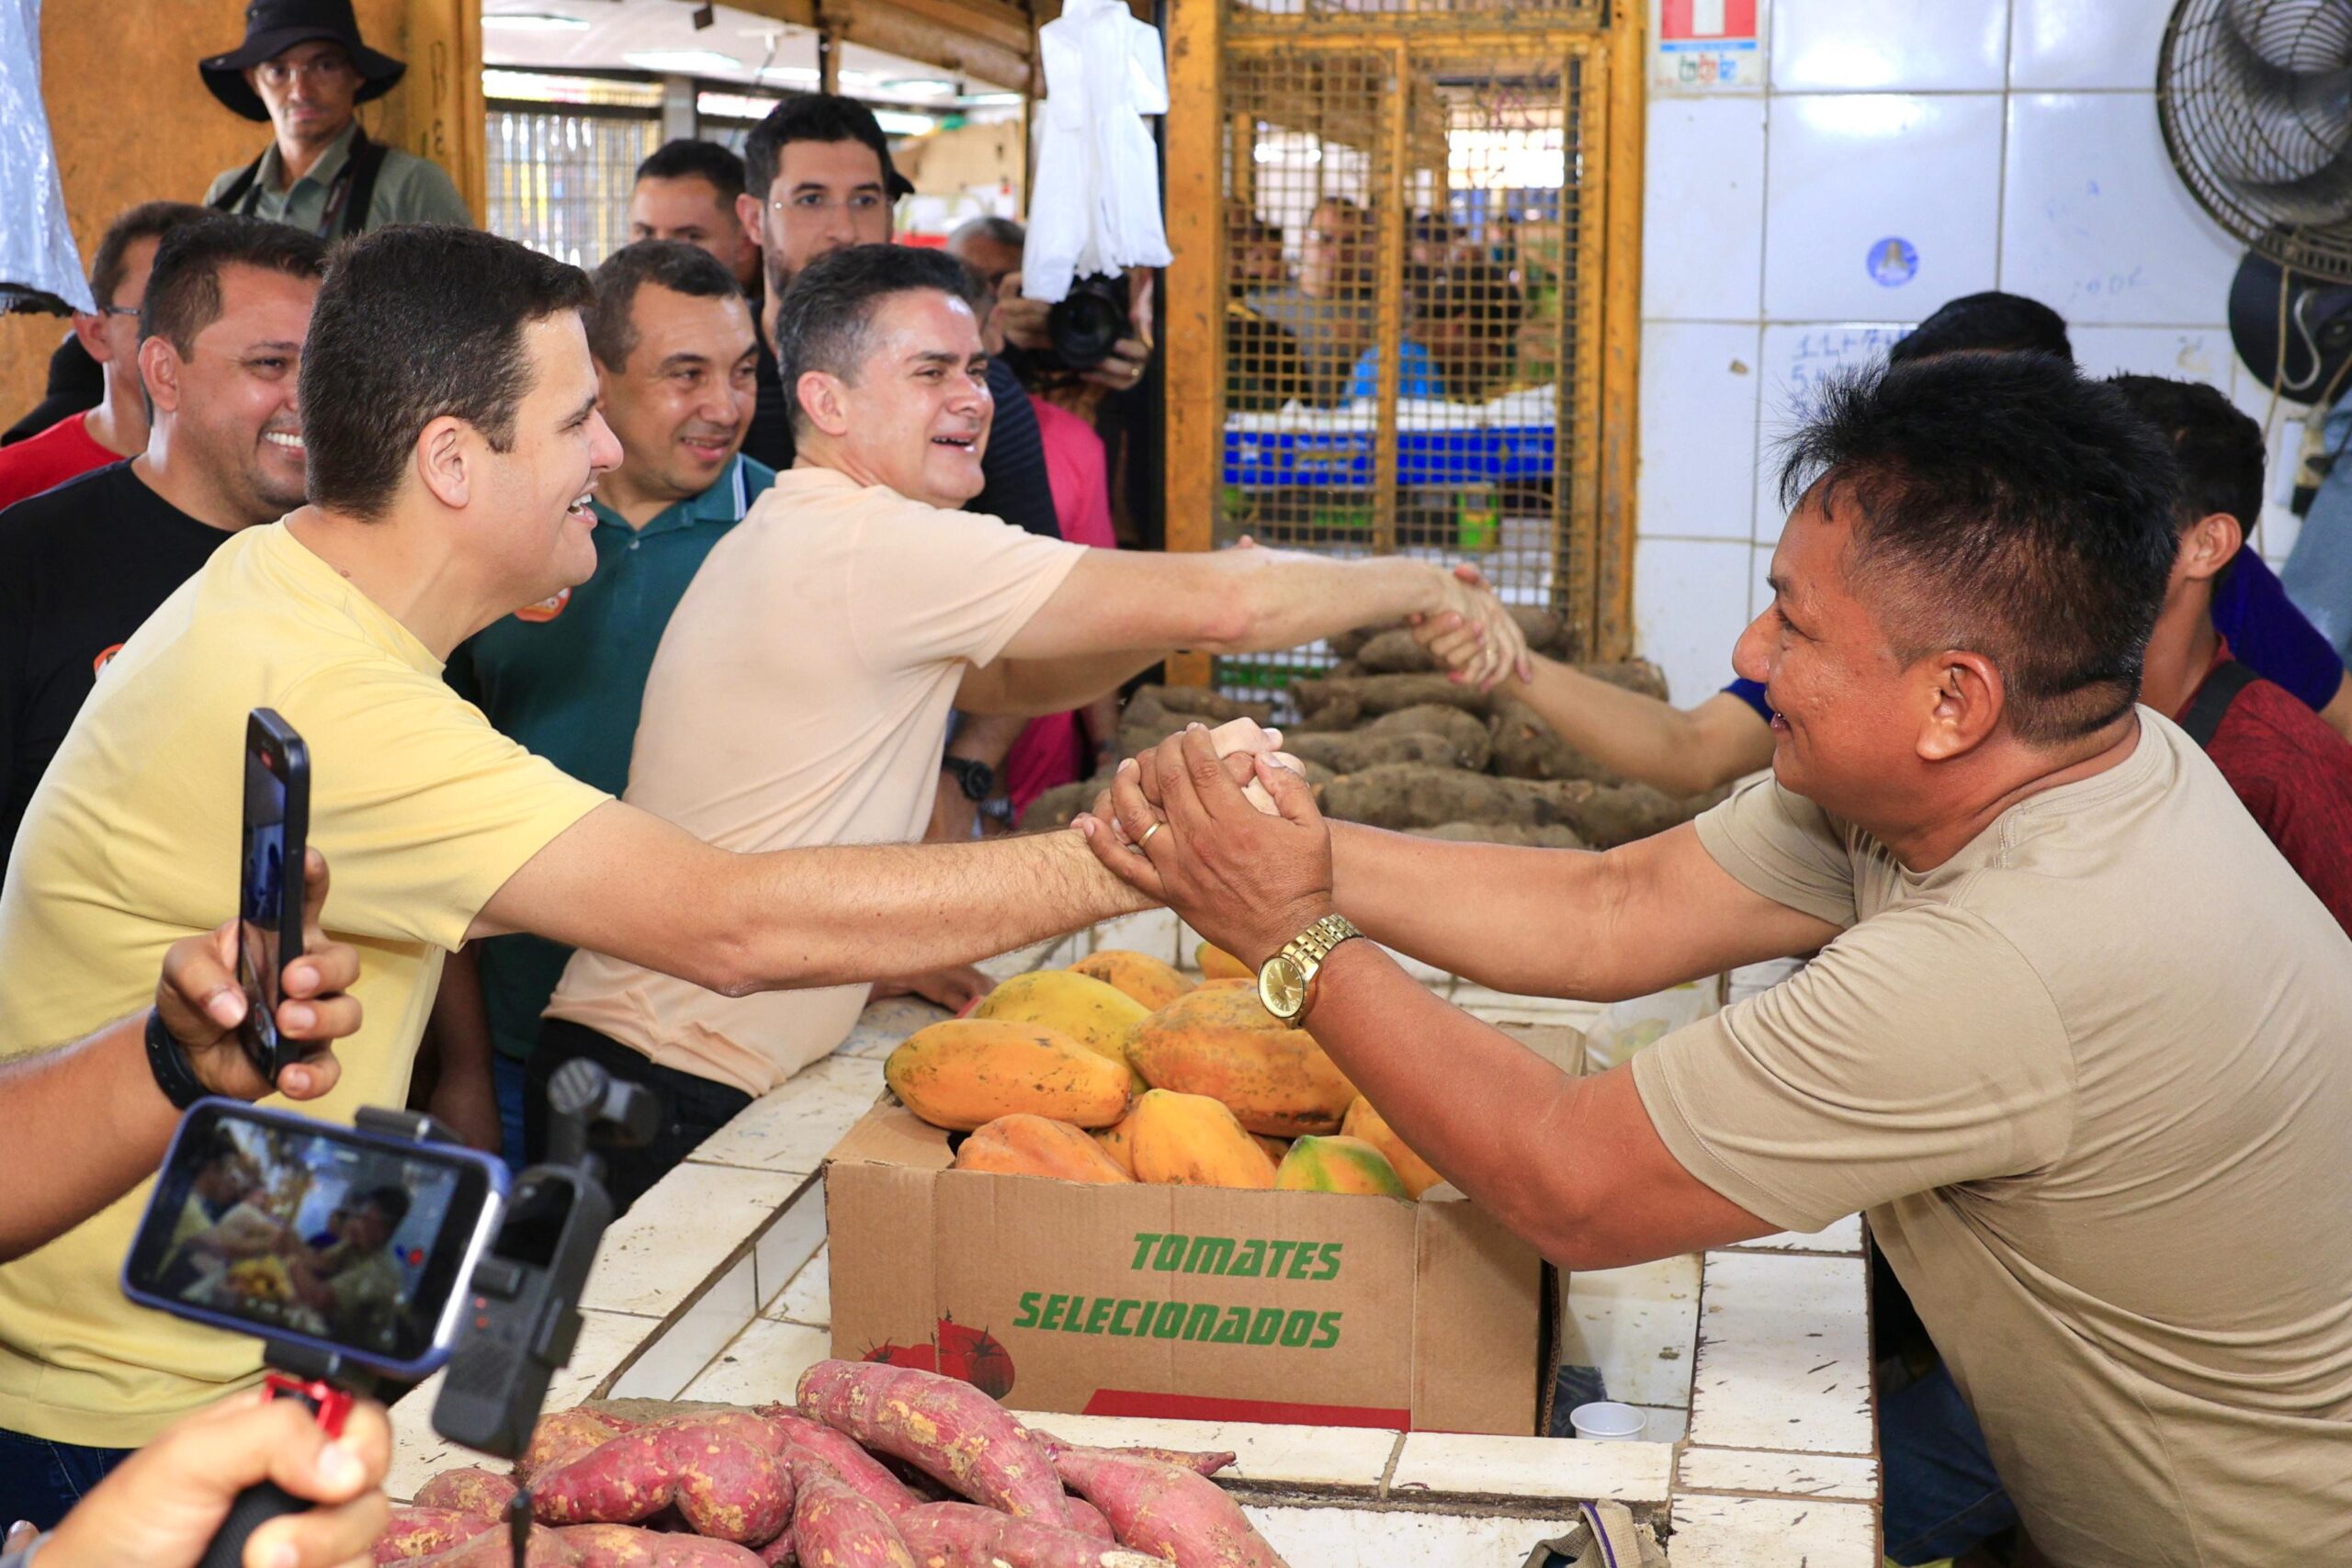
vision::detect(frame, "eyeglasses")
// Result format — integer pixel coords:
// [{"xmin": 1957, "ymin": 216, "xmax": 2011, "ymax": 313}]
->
[
  {"xmin": 255, "ymin": 54, "xmax": 356, "ymax": 87},
  {"xmin": 769, "ymin": 194, "xmax": 891, "ymax": 217},
  {"xmin": 95, "ymin": 304, "xmax": 139, "ymax": 320}
]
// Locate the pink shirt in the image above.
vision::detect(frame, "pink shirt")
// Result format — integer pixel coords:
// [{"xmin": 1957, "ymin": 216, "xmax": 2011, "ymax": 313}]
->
[
  {"xmin": 0, "ymin": 412, "xmax": 118, "ymax": 513},
  {"xmin": 1008, "ymin": 396, "xmax": 1120, "ymax": 814}
]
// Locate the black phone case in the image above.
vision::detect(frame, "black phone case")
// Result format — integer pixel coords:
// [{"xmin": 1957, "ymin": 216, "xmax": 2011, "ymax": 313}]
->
[{"xmin": 243, "ymin": 708, "xmax": 311, "ymax": 1085}]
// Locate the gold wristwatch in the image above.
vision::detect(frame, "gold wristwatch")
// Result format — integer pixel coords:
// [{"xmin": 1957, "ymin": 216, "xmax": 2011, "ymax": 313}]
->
[{"xmin": 1257, "ymin": 912, "xmax": 1363, "ymax": 1025}]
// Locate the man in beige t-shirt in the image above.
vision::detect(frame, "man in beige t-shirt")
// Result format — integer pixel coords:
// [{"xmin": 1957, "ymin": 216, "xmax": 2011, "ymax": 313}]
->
[
  {"xmin": 543, "ymin": 243, "xmax": 1530, "ymax": 1202},
  {"xmin": 1079, "ymin": 351, "xmax": 2352, "ymax": 1567}
]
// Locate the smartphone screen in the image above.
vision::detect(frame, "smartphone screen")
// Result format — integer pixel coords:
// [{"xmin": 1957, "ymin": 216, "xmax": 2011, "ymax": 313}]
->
[
  {"xmin": 123, "ymin": 1103, "xmax": 503, "ymax": 1374},
  {"xmin": 237, "ymin": 712, "xmax": 307, "ymax": 1079}
]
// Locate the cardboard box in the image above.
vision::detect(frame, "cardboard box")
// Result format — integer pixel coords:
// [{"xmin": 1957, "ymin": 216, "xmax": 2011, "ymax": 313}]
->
[{"xmin": 823, "ymin": 1022, "xmax": 1581, "ymax": 1436}]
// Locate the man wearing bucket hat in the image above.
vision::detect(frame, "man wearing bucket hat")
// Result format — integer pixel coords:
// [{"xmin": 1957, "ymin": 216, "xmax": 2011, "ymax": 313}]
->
[{"xmin": 198, "ymin": 0, "xmax": 471, "ymax": 239}]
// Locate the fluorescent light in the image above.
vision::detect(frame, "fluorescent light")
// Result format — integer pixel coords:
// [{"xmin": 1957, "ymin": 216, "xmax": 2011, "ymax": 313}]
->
[
  {"xmin": 759, "ymin": 64, "xmax": 820, "ymax": 83},
  {"xmin": 872, "ymin": 110, "xmax": 936, "ymax": 135},
  {"xmin": 959, "ymin": 92, "xmax": 1023, "ymax": 106},
  {"xmin": 483, "ymin": 12, "xmax": 590, "ymax": 30},
  {"xmin": 883, "ymin": 79, "xmax": 955, "ymax": 96},
  {"xmin": 623, "ymin": 48, "xmax": 745, "ymax": 73}
]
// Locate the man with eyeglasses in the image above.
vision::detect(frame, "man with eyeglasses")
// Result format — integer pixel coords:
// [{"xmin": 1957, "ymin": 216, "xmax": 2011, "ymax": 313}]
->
[{"xmin": 198, "ymin": 0, "xmax": 471, "ymax": 240}]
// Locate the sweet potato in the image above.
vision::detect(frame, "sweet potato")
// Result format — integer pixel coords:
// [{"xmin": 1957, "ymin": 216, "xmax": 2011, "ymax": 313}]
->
[
  {"xmin": 759, "ymin": 1408, "xmax": 922, "ymax": 1517},
  {"xmin": 1283, "ymin": 728, "xmax": 1467, "ymax": 774},
  {"xmin": 1020, "ymin": 773, "xmax": 1117, "ymax": 831},
  {"xmin": 560, "ymin": 1525, "xmax": 768, "ymax": 1567},
  {"xmin": 407, "ymin": 1527, "xmax": 581, "ymax": 1566},
  {"xmin": 898, "ymin": 1502, "xmax": 1162, "ymax": 1568},
  {"xmin": 1289, "ymin": 673, "xmax": 1490, "ymax": 722},
  {"xmin": 520, "ymin": 1408, "xmax": 643, "ymax": 1483},
  {"xmin": 1123, "ymin": 684, "xmax": 1275, "ymax": 731},
  {"xmin": 786, "ymin": 1449, "xmax": 918, "ymax": 1568},
  {"xmin": 1560, "ymin": 781, "xmax": 1722, "ymax": 849},
  {"xmin": 533, "ymin": 1414, "xmax": 791, "ymax": 1546},
  {"xmin": 1362, "ymin": 704, "xmax": 1491, "ymax": 770},
  {"xmin": 1051, "ymin": 1451, "xmax": 1286, "ymax": 1568},
  {"xmin": 1575, "ymin": 658, "xmax": 1669, "ymax": 701},
  {"xmin": 1032, "ymin": 1436, "xmax": 1238, "ymax": 1479},
  {"xmin": 758, "ymin": 1534, "xmax": 798, "ymax": 1567},
  {"xmin": 797, "ymin": 1360, "xmax": 1068, "ymax": 1525},
  {"xmin": 377, "ymin": 1507, "xmax": 495, "ymax": 1562},
  {"xmin": 1062, "ymin": 1499, "xmax": 1115, "ymax": 1540},
  {"xmin": 416, "ymin": 1467, "xmax": 521, "ymax": 1520},
  {"xmin": 1486, "ymin": 696, "xmax": 1624, "ymax": 786},
  {"xmin": 1319, "ymin": 764, "xmax": 1591, "ymax": 831}
]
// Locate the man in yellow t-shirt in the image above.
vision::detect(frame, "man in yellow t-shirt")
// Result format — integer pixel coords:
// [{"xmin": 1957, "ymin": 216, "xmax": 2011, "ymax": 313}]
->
[{"xmin": 0, "ymin": 225, "xmax": 1229, "ymax": 1519}]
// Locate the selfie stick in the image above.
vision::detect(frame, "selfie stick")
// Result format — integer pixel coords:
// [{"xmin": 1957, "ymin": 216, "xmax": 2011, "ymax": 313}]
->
[{"xmin": 195, "ymin": 1108, "xmax": 463, "ymax": 1568}]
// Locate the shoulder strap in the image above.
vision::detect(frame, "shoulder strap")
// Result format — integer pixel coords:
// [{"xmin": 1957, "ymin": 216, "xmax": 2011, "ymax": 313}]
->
[
  {"xmin": 2181, "ymin": 659, "xmax": 2261, "ymax": 749},
  {"xmin": 337, "ymin": 127, "xmax": 391, "ymax": 240},
  {"xmin": 211, "ymin": 151, "xmax": 267, "ymax": 214}
]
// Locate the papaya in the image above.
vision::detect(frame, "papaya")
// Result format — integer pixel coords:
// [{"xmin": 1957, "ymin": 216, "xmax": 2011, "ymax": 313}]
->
[
  {"xmin": 1127, "ymin": 985, "xmax": 1359, "ymax": 1137},
  {"xmin": 953, "ymin": 1114, "xmax": 1135, "ymax": 1184},
  {"xmin": 1068, "ymin": 949, "xmax": 1194, "ymax": 1010},
  {"xmin": 1342, "ymin": 1096, "xmax": 1445, "ymax": 1198},
  {"xmin": 971, "ymin": 970, "xmax": 1151, "ymax": 1089},
  {"xmin": 1193, "ymin": 941, "xmax": 1252, "ymax": 981},
  {"xmin": 1276, "ymin": 1135, "xmax": 1409, "ymax": 1198},
  {"xmin": 1125, "ymin": 1089, "xmax": 1278, "ymax": 1189},
  {"xmin": 1092, "ymin": 1106, "xmax": 1140, "ymax": 1175},
  {"xmin": 885, "ymin": 1019, "xmax": 1134, "ymax": 1132}
]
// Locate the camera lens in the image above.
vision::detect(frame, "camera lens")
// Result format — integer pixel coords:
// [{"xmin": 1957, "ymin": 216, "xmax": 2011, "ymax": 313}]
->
[{"xmin": 1048, "ymin": 276, "xmax": 1129, "ymax": 369}]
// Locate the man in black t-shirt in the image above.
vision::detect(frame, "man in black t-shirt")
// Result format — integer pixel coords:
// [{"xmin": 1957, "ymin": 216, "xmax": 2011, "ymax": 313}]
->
[{"xmin": 0, "ymin": 218, "xmax": 325, "ymax": 865}]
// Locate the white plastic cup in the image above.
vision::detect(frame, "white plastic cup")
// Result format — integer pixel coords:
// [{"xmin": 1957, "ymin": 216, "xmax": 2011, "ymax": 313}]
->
[{"xmin": 1568, "ymin": 1401, "xmax": 1646, "ymax": 1441}]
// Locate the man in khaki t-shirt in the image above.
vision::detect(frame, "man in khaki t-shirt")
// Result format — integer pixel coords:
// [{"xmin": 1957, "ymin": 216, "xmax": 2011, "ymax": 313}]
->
[
  {"xmin": 542, "ymin": 243, "xmax": 1531, "ymax": 1200},
  {"xmin": 1073, "ymin": 351, "xmax": 2352, "ymax": 1567}
]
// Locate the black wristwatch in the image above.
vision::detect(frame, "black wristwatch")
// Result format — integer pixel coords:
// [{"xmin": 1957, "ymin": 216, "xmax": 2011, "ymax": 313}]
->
[
  {"xmin": 942, "ymin": 756, "xmax": 995, "ymax": 802},
  {"xmin": 144, "ymin": 1007, "xmax": 210, "ymax": 1111}
]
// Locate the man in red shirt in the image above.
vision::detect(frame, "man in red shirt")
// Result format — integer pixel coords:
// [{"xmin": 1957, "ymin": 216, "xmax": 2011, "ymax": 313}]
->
[
  {"xmin": 0, "ymin": 203, "xmax": 209, "ymax": 511},
  {"xmin": 2113, "ymin": 374, "xmax": 2352, "ymax": 934}
]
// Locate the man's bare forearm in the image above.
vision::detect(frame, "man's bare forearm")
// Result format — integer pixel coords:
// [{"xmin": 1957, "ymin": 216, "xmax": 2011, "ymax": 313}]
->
[
  {"xmin": 1206, "ymin": 551, "xmax": 1445, "ymax": 655},
  {"xmin": 963, "ymin": 649, "xmax": 1169, "ymax": 717},
  {"xmin": 713, "ymin": 828, "xmax": 1154, "ymax": 996},
  {"xmin": 0, "ymin": 1018, "xmax": 184, "ymax": 1263},
  {"xmin": 1508, "ymin": 662, "xmax": 1772, "ymax": 797}
]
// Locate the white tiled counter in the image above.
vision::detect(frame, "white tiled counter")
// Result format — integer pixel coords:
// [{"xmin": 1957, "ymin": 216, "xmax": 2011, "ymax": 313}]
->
[{"xmin": 390, "ymin": 915, "xmax": 1881, "ymax": 1564}]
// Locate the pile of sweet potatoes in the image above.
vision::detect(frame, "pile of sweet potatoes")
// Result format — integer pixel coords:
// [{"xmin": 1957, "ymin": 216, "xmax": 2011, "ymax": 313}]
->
[
  {"xmin": 1019, "ymin": 651, "xmax": 1724, "ymax": 850},
  {"xmin": 384, "ymin": 1361, "xmax": 1284, "ymax": 1568}
]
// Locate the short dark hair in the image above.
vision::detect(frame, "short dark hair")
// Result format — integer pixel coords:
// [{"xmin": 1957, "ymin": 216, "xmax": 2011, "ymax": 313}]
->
[
  {"xmin": 89, "ymin": 201, "xmax": 209, "ymax": 310},
  {"xmin": 741, "ymin": 94, "xmax": 908, "ymax": 203},
  {"xmin": 1777, "ymin": 353, "xmax": 2182, "ymax": 746},
  {"xmin": 1886, "ymin": 291, "xmax": 2073, "ymax": 366},
  {"xmin": 356, "ymin": 1186, "xmax": 411, "ymax": 1230},
  {"xmin": 585, "ymin": 240, "xmax": 743, "ymax": 370},
  {"xmin": 947, "ymin": 215, "xmax": 1024, "ymax": 254},
  {"xmin": 634, "ymin": 139, "xmax": 747, "ymax": 206},
  {"xmin": 301, "ymin": 226, "xmax": 594, "ymax": 521},
  {"xmin": 772, "ymin": 243, "xmax": 984, "ymax": 434},
  {"xmin": 140, "ymin": 215, "xmax": 327, "ymax": 356},
  {"xmin": 2105, "ymin": 374, "xmax": 2266, "ymax": 538}
]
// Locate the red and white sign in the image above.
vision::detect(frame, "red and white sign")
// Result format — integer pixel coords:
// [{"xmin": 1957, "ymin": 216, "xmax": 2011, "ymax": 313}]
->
[{"xmin": 1653, "ymin": 0, "xmax": 1765, "ymax": 94}]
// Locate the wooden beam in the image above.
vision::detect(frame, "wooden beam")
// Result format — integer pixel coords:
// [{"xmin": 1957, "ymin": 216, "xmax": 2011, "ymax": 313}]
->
[
  {"xmin": 402, "ymin": 0, "xmax": 487, "ymax": 223},
  {"xmin": 1594, "ymin": 1, "xmax": 1645, "ymax": 660},
  {"xmin": 1161, "ymin": 0, "xmax": 1222, "ymax": 687}
]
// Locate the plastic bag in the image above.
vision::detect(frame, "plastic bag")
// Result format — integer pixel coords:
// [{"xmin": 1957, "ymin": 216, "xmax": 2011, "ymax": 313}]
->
[
  {"xmin": 1022, "ymin": 0, "xmax": 1174, "ymax": 305},
  {"xmin": 1518, "ymin": 1501, "xmax": 1668, "ymax": 1568},
  {"xmin": 1580, "ymin": 979, "xmax": 1718, "ymax": 1073},
  {"xmin": 0, "ymin": 0, "xmax": 93, "ymax": 316}
]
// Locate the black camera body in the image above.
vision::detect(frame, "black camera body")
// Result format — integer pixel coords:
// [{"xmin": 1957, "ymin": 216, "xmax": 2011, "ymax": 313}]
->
[{"xmin": 1048, "ymin": 274, "xmax": 1131, "ymax": 369}]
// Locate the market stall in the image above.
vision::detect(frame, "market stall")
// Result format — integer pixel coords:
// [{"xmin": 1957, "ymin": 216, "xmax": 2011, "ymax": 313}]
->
[{"xmin": 386, "ymin": 910, "xmax": 1880, "ymax": 1564}]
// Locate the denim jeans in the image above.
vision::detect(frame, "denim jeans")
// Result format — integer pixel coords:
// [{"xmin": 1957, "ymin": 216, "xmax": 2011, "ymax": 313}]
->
[
  {"xmin": 492, "ymin": 1051, "xmax": 531, "ymax": 1174},
  {"xmin": 0, "ymin": 1427, "xmax": 132, "ymax": 1531},
  {"xmin": 1881, "ymin": 1362, "xmax": 2018, "ymax": 1565},
  {"xmin": 2282, "ymin": 390, "xmax": 2352, "ymax": 660}
]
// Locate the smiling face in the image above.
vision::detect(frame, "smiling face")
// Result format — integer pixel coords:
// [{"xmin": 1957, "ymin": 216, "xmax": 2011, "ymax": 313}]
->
[
  {"xmin": 143, "ymin": 262, "xmax": 320, "ymax": 527},
  {"xmin": 807, "ymin": 288, "xmax": 992, "ymax": 507},
  {"xmin": 599, "ymin": 282, "xmax": 759, "ymax": 511},
  {"xmin": 747, "ymin": 139, "xmax": 895, "ymax": 300},
  {"xmin": 629, "ymin": 175, "xmax": 762, "ymax": 290},
  {"xmin": 472, "ymin": 312, "xmax": 624, "ymax": 603},
  {"xmin": 1732, "ymin": 487, "xmax": 1928, "ymax": 819},
  {"xmin": 247, "ymin": 39, "xmax": 359, "ymax": 152}
]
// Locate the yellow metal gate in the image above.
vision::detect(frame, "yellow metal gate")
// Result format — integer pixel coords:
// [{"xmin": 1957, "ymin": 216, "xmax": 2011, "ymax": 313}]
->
[{"xmin": 1163, "ymin": 0, "xmax": 1643, "ymax": 691}]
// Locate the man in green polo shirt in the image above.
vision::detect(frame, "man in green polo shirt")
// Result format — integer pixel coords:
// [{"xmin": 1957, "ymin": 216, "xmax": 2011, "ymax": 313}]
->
[
  {"xmin": 198, "ymin": 0, "xmax": 471, "ymax": 239},
  {"xmin": 435, "ymin": 241, "xmax": 768, "ymax": 1164}
]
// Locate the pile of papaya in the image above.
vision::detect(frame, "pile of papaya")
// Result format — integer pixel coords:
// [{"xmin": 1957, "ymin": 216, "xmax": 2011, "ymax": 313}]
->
[{"xmin": 883, "ymin": 945, "xmax": 1443, "ymax": 1201}]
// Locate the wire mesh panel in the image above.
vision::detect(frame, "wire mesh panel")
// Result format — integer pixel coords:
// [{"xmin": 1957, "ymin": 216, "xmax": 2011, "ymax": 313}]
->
[
  {"xmin": 1213, "ymin": 39, "xmax": 1600, "ymax": 695},
  {"xmin": 1230, "ymin": 0, "xmax": 1602, "ymax": 27},
  {"xmin": 485, "ymin": 105, "xmax": 663, "ymax": 270}
]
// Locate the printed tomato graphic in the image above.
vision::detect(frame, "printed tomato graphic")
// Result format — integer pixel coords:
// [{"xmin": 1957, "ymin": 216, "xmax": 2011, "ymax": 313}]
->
[
  {"xmin": 859, "ymin": 1339, "xmax": 937, "ymax": 1373},
  {"xmin": 934, "ymin": 1314, "xmax": 1015, "ymax": 1399}
]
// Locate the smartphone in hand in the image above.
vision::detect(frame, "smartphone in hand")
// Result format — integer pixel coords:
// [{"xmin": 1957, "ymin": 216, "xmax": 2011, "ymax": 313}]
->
[{"xmin": 237, "ymin": 709, "xmax": 311, "ymax": 1088}]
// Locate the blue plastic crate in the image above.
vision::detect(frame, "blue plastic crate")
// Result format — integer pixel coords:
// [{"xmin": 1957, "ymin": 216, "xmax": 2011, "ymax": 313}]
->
[{"xmin": 1224, "ymin": 423, "xmax": 1555, "ymax": 489}]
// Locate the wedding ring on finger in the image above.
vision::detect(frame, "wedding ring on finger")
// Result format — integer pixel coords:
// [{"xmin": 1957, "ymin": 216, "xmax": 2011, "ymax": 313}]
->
[{"xmin": 1136, "ymin": 820, "xmax": 1166, "ymax": 852}]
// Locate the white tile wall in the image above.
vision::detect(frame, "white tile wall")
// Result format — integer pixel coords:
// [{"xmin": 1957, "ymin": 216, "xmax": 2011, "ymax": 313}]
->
[
  {"xmin": 1632, "ymin": 1, "xmax": 2253, "ymax": 690},
  {"xmin": 1770, "ymin": 0, "xmax": 2010, "ymax": 94},
  {"xmin": 1639, "ymin": 322, "xmax": 1762, "ymax": 540}
]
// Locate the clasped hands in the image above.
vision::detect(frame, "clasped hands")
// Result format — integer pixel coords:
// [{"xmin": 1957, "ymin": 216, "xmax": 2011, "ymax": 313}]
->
[{"xmin": 1074, "ymin": 718, "xmax": 1338, "ymax": 972}]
